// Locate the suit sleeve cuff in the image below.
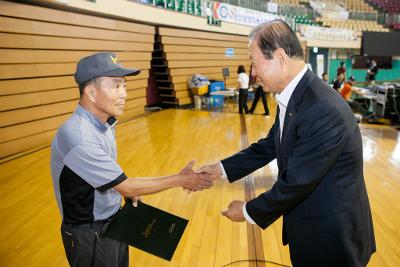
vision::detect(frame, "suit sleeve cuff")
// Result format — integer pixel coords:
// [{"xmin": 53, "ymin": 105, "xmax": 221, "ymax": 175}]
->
[
  {"xmin": 219, "ymin": 162, "xmax": 228, "ymax": 179},
  {"xmin": 243, "ymin": 202, "xmax": 256, "ymax": 224}
]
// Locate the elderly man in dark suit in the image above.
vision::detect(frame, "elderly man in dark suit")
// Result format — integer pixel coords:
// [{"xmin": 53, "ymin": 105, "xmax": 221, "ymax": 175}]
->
[{"xmin": 198, "ymin": 20, "xmax": 375, "ymax": 267}]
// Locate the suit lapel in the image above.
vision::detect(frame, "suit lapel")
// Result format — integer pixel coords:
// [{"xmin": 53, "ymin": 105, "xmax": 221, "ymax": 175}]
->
[
  {"xmin": 278, "ymin": 69, "xmax": 315, "ymax": 160},
  {"xmin": 291, "ymin": 69, "xmax": 315, "ymax": 109},
  {"xmin": 274, "ymin": 106, "xmax": 281, "ymax": 158},
  {"xmin": 280, "ymin": 102, "xmax": 295, "ymax": 148}
]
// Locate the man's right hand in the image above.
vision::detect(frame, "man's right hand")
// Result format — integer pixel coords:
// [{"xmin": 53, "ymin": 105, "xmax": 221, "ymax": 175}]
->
[{"xmin": 179, "ymin": 161, "xmax": 214, "ymax": 191}]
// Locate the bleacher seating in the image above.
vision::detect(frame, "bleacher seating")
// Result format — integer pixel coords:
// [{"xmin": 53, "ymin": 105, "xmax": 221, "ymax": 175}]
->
[
  {"xmin": 271, "ymin": 0, "xmax": 300, "ymax": 5},
  {"xmin": 343, "ymin": 0, "xmax": 376, "ymax": 12},
  {"xmin": 320, "ymin": 0, "xmax": 377, "ymax": 13},
  {"xmin": 369, "ymin": 0, "xmax": 400, "ymax": 13},
  {"xmin": 285, "ymin": 15, "xmax": 319, "ymax": 32},
  {"xmin": 316, "ymin": 17, "xmax": 389, "ymax": 36},
  {"xmin": 153, "ymin": 28, "xmax": 250, "ymax": 106}
]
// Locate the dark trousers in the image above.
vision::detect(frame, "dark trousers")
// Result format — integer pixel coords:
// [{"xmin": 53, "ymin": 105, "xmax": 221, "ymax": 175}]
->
[
  {"xmin": 348, "ymin": 100, "xmax": 368, "ymax": 115},
  {"xmin": 61, "ymin": 222, "xmax": 128, "ymax": 267},
  {"xmin": 238, "ymin": 88, "xmax": 249, "ymax": 114},
  {"xmin": 249, "ymin": 86, "xmax": 269, "ymax": 115}
]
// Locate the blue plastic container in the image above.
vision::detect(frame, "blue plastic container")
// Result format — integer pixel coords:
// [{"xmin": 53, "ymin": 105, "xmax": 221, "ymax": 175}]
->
[
  {"xmin": 209, "ymin": 81, "xmax": 224, "ymax": 93},
  {"xmin": 208, "ymin": 81, "xmax": 224, "ymax": 108}
]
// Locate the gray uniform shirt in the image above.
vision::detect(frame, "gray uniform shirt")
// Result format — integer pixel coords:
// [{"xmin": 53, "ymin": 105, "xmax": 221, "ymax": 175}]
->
[{"xmin": 51, "ymin": 105, "xmax": 127, "ymax": 224}]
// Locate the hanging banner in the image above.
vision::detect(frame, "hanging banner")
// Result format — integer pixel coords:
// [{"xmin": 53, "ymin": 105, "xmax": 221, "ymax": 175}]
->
[
  {"xmin": 267, "ymin": 2, "xmax": 278, "ymax": 14},
  {"xmin": 298, "ymin": 24, "xmax": 357, "ymax": 41},
  {"xmin": 212, "ymin": 2, "xmax": 277, "ymax": 27}
]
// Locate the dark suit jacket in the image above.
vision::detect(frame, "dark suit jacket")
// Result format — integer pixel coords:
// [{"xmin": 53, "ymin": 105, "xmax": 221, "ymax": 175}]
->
[{"xmin": 221, "ymin": 69, "xmax": 376, "ymax": 267}]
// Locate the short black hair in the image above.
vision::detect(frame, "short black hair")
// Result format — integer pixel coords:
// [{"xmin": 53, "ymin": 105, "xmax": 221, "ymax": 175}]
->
[
  {"xmin": 322, "ymin": 72, "xmax": 327, "ymax": 76},
  {"xmin": 78, "ymin": 77, "xmax": 102, "ymax": 97},
  {"xmin": 237, "ymin": 65, "xmax": 246, "ymax": 74},
  {"xmin": 340, "ymin": 62, "xmax": 345, "ymax": 66},
  {"xmin": 249, "ymin": 19, "xmax": 304, "ymax": 60}
]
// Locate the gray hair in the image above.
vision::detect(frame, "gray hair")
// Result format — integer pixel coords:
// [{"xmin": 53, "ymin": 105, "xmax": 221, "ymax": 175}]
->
[
  {"xmin": 78, "ymin": 77, "xmax": 102, "ymax": 97},
  {"xmin": 250, "ymin": 19, "xmax": 304, "ymax": 60}
]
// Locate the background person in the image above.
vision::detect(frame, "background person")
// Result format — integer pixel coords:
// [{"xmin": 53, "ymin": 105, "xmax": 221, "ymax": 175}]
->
[
  {"xmin": 367, "ymin": 59, "xmax": 378, "ymax": 86},
  {"xmin": 341, "ymin": 76, "xmax": 368, "ymax": 117},
  {"xmin": 333, "ymin": 73, "xmax": 344, "ymax": 91},
  {"xmin": 337, "ymin": 61, "xmax": 346, "ymax": 79},
  {"xmin": 237, "ymin": 65, "xmax": 250, "ymax": 114},
  {"xmin": 249, "ymin": 76, "xmax": 269, "ymax": 116},
  {"xmin": 321, "ymin": 72, "xmax": 328, "ymax": 83}
]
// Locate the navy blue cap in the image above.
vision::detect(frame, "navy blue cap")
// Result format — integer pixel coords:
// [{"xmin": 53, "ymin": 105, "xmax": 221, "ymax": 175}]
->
[{"xmin": 74, "ymin": 52, "xmax": 140, "ymax": 85}]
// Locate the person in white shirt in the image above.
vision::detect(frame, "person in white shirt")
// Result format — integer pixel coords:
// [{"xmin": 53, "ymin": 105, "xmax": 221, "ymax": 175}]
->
[{"xmin": 237, "ymin": 65, "xmax": 250, "ymax": 114}]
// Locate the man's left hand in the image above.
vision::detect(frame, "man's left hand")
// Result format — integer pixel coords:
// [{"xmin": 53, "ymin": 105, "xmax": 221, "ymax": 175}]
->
[{"xmin": 221, "ymin": 200, "xmax": 245, "ymax": 222}]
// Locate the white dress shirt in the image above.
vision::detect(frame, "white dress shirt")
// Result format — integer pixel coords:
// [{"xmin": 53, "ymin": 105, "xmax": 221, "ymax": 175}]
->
[
  {"xmin": 220, "ymin": 65, "xmax": 308, "ymax": 225},
  {"xmin": 275, "ymin": 66, "xmax": 308, "ymax": 141}
]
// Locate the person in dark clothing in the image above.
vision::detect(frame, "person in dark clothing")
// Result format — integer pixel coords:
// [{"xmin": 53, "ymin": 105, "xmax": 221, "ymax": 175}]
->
[
  {"xmin": 337, "ymin": 61, "xmax": 346, "ymax": 79},
  {"xmin": 332, "ymin": 73, "xmax": 344, "ymax": 91},
  {"xmin": 367, "ymin": 59, "xmax": 378, "ymax": 86},
  {"xmin": 198, "ymin": 20, "xmax": 375, "ymax": 267},
  {"xmin": 249, "ymin": 77, "xmax": 269, "ymax": 116}
]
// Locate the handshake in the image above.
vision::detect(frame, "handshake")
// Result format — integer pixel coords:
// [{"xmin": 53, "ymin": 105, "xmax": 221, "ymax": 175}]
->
[
  {"xmin": 178, "ymin": 161, "xmax": 246, "ymax": 222},
  {"xmin": 124, "ymin": 161, "xmax": 246, "ymax": 223},
  {"xmin": 178, "ymin": 161, "xmax": 222, "ymax": 192}
]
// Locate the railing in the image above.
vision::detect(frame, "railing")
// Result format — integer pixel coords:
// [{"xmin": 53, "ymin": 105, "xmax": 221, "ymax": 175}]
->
[
  {"xmin": 217, "ymin": 0, "xmax": 267, "ymax": 12},
  {"xmin": 132, "ymin": 0, "xmax": 208, "ymax": 16},
  {"xmin": 349, "ymin": 11, "xmax": 378, "ymax": 21},
  {"xmin": 216, "ymin": 0, "xmax": 316, "ymax": 18},
  {"xmin": 385, "ymin": 12, "xmax": 400, "ymax": 25},
  {"xmin": 132, "ymin": 0, "xmax": 383, "ymax": 28},
  {"xmin": 276, "ymin": 3, "xmax": 314, "ymax": 17},
  {"xmin": 298, "ymin": 24, "xmax": 357, "ymax": 41},
  {"xmin": 133, "ymin": 0, "xmax": 316, "ymax": 18}
]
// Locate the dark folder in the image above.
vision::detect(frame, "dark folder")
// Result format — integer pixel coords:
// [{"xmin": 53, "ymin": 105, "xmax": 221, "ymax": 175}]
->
[{"xmin": 104, "ymin": 200, "xmax": 188, "ymax": 261}]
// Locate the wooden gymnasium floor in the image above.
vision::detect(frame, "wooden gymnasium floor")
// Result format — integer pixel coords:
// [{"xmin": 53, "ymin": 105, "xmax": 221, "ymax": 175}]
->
[{"xmin": 0, "ymin": 98, "xmax": 399, "ymax": 267}]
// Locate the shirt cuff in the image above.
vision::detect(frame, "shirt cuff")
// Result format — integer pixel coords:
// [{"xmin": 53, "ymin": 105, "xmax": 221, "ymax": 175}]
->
[
  {"xmin": 243, "ymin": 203, "xmax": 256, "ymax": 224},
  {"xmin": 97, "ymin": 172, "xmax": 127, "ymax": 192},
  {"xmin": 219, "ymin": 162, "xmax": 228, "ymax": 179}
]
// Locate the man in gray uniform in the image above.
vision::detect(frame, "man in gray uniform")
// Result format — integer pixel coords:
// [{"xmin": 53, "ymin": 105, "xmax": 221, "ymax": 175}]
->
[{"xmin": 51, "ymin": 52, "xmax": 212, "ymax": 267}]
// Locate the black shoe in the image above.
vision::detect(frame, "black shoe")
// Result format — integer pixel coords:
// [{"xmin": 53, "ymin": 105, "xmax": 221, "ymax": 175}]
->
[{"xmin": 262, "ymin": 113, "xmax": 269, "ymax": 116}]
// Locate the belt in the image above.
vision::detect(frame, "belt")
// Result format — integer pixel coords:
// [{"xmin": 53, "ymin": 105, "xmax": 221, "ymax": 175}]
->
[{"xmin": 63, "ymin": 214, "xmax": 116, "ymax": 229}]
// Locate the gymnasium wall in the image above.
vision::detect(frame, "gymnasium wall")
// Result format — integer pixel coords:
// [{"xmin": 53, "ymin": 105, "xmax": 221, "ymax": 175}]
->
[
  {"xmin": 34, "ymin": 0, "xmax": 253, "ymax": 36},
  {"xmin": 155, "ymin": 27, "xmax": 251, "ymax": 105},
  {"xmin": 0, "ymin": 0, "xmax": 154, "ymax": 159},
  {"xmin": 329, "ymin": 59, "xmax": 400, "ymax": 83},
  {"xmin": 5, "ymin": 0, "xmax": 387, "ymax": 159}
]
